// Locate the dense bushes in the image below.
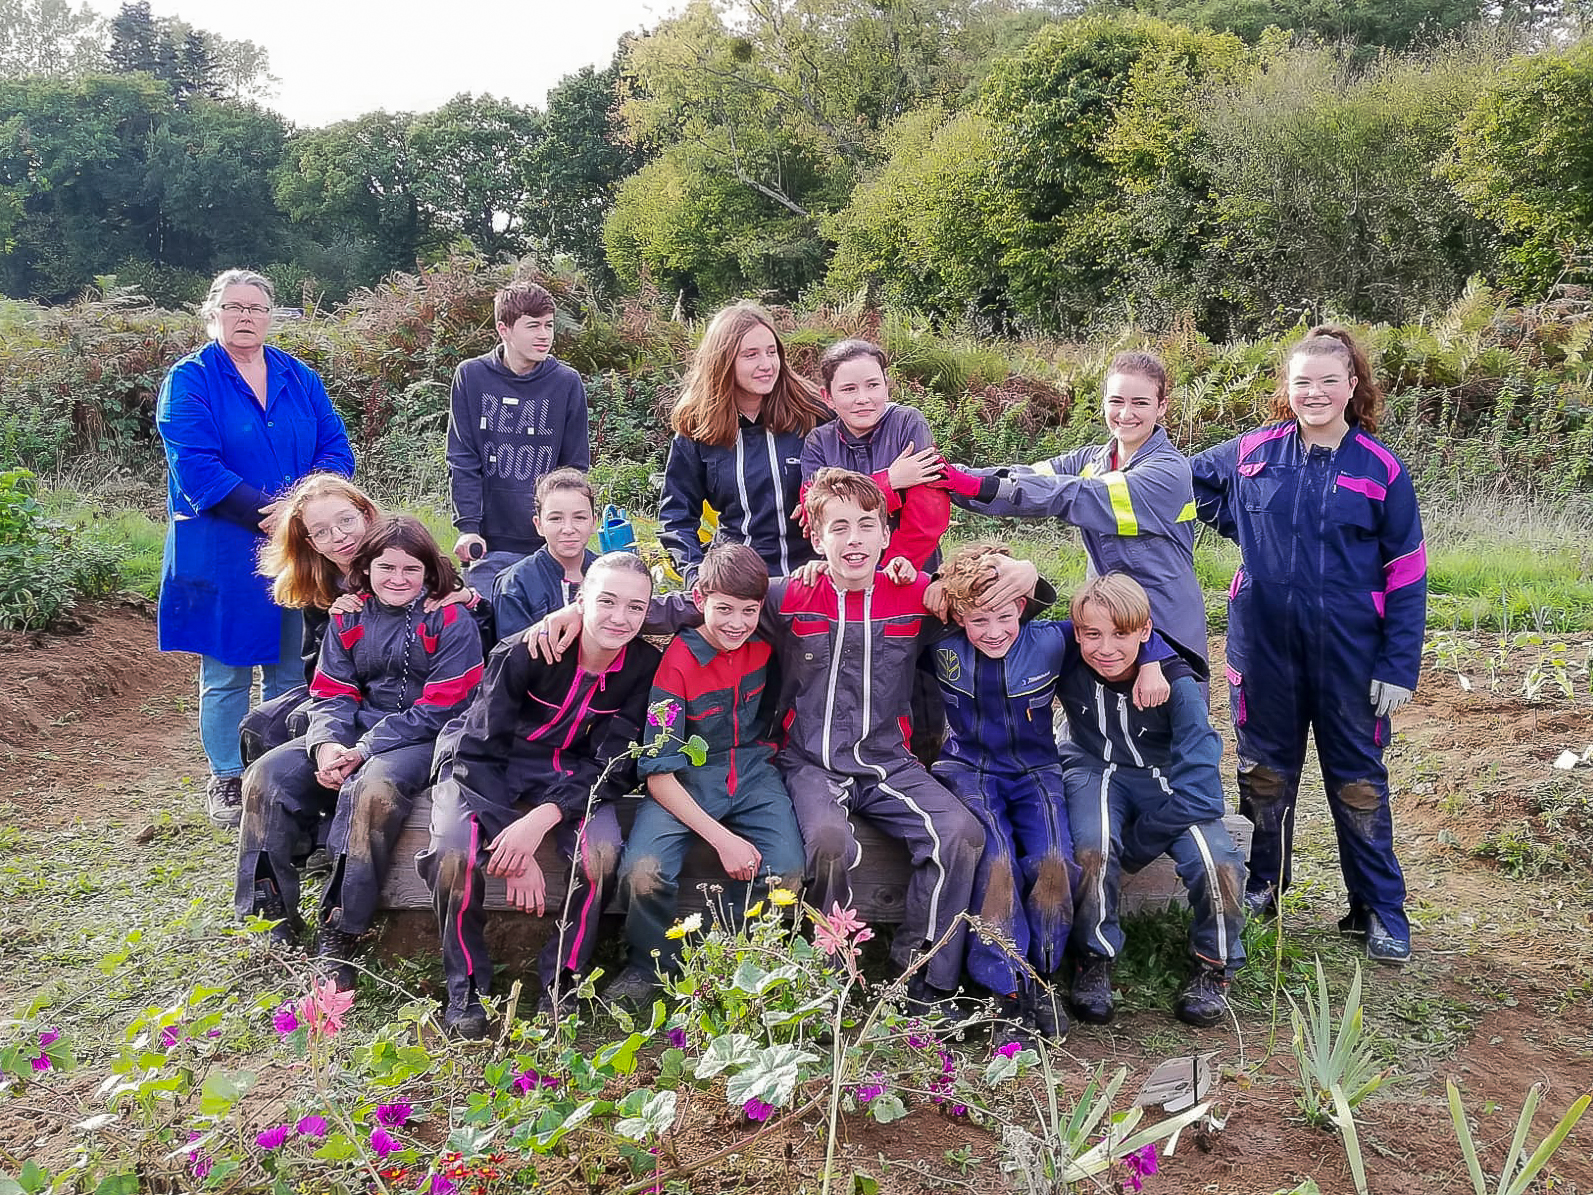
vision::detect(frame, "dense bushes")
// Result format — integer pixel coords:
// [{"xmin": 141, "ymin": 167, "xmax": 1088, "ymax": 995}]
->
[{"xmin": 0, "ymin": 469, "xmax": 122, "ymax": 631}]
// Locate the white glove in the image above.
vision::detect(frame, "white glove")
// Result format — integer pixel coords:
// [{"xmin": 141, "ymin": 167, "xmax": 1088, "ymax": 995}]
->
[{"xmin": 1369, "ymin": 679, "xmax": 1413, "ymax": 718}]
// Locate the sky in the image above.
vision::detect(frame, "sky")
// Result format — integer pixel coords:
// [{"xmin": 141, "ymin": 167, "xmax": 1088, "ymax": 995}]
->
[{"xmin": 84, "ymin": 0, "xmax": 672, "ymax": 127}]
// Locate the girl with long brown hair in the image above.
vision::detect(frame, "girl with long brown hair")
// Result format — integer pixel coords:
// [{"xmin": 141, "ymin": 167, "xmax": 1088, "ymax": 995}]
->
[{"xmin": 658, "ymin": 302, "xmax": 828, "ymax": 583}]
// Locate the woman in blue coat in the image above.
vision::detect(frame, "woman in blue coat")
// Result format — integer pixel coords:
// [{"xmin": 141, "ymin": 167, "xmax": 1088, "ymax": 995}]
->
[
  {"xmin": 1191, "ymin": 326, "xmax": 1426, "ymax": 964},
  {"xmin": 156, "ymin": 269, "xmax": 354, "ymax": 827}
]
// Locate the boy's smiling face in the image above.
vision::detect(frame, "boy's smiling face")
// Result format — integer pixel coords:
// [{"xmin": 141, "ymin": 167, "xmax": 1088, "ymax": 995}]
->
[
  {"xmin": 695, "ymin": 589, "xmax": 763, "ymax": 653},
  {"xmin": 957, "ymin": 597, "xmax": 1025, "ymax": 659},
  {"xmin": 811, "ymin": 495, "xmax": 888, "ymax": 589},
  {"xmin": 1074, "ymin": 599, "xmax": 1151, "ymax": 682}
]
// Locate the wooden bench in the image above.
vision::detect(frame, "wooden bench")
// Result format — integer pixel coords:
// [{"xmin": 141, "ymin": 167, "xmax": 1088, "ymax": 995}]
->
[{"xmin": 379, "ymin": 793, "xmax": 1253, "ymax": 921}]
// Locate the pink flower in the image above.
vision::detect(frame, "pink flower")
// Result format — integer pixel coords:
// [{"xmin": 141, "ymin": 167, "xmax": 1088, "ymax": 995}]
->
[
  {"xmin": 38, "ymin": 1029, "xmax": 59, "ymax": 1048},
  {"xmin": 1124, "ymin": 1143, "xmax": 1159, "ymax": 1191},
  {"xmin": 742, "ymin": 1097, "xmax": 775, "ymax": 1123},
  {"xmin": 160, "ymin": 1025, "xmax": 181, "ymax": 1049},
  {"xmin": 665, "ymin": 1027, "xmax": 687, "ymax": 1050},
  {"xmin": 29, "ymin": 1054, "xmax": 50, "ymax": 1072},
  {"xmin": 295, "ymin": 1114, "xmax": 329, "ymax": 1139},
  {"xmin": 854, "ymin": 1074, "xmax": 886, "ymax": 1104},
  {"xmin": 995, "ymin": 1040, "xmax": 1023, "ymax": 1059},
  {"xmin": 272, "ymin": 1005, "xmax": 299, "ymax": 1035},
  {"xmin": 186, "ymin": 1131, "xmax": 212, "ymax": 1179},
  {"xmin": 376, "ymin": 1102, "xmax": 412, "ymax": 1128},
  {"xmin": 812, "ymin": 903, "xmax": 875, "ymax": 960},
  {"xmin": 29, "ymin": 1028, "xmax": 59, "ymax": 1072},
  {"xmin": 421, "ymin": 1176, "xmax": 456, "ymax": 1195},
  {"xmin": 512, "ymin": 1068, "xmax": 560, "ymax": 1094},
  {"xmin": 255, "ymin": 1124, "xmax": 291, "ymax": 1151},
  {"xmin": 370, "ymin": 1126, "xmax": 401, "ymax": 1158},
  {"xmin": 296, "ymin": 977, "xmax": 355, "ymax": 1038}
]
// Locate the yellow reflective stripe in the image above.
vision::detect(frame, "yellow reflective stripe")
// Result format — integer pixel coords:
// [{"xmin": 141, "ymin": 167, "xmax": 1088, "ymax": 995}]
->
[
  {"xmin": 1030, "ymin": 459, "xmax": 1057, "ymax": 476},
  {"xmin": 1177, "ymin": 500, "xmax": 1197, "ymax": 523},
  {"xmin": 1102, "ymin": 470, "xmax": 1138, "ymax": 536},
  {"xmin": 697, "ymin": 500, "xmax": 720, "ymax": 545},
  {"xmin": 1080, "ymin": 462, "xmax": 1099, "ymax": 480}
]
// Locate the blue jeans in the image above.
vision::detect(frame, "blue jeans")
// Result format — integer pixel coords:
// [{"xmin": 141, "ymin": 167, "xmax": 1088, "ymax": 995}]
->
[{"xmin": 199, "ymin": 609, "xmax": 303, "ymax": 779}]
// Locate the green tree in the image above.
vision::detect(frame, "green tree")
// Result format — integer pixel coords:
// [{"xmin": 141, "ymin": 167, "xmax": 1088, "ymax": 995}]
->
[
  {"xmin": 1110, "ymin": 0, "xmax": 1484, "ymax": 50},
  {"xmin": 1446, "ymin": 37, "xmax": 1593, "ymax": 294},
  {"xmin": 0, "ymin": 0, "xmax": 105, "ymax": 78},
  {"xmin": 407, "ymin": 92, "xmax": 544, "ymax": 260}
]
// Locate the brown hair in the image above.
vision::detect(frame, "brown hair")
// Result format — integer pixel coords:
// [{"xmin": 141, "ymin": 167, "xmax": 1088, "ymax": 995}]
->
[
  {"xmin": 938, "ymin": 541, "xmax": 1014, "ymax": 617},
  {"xmin": 696, "ymin": 540, "xmax": 770, "ymax": 601},
  {"xmin": 347, "ymin": 515, "xmax": 460, "ymax": 602},
  {"xmin": 1105, "ymin": 350, "xmax": 1169, "ymax": 404},
  {"xmin": 536, "ymin": 466, "xmax": 595, "ymax": 510},
  {"xmin": 803, "ymin": 467, "xmax": 889, "ymax": 534},
  {"xmin": 671, "ymin": 302, "xmax": 826, "ymax": 448},
  {"xmin": 495, "ymin": 282, "xmax": 555, "ymax": 327},
  {"xmin": 1070, "ymin": 573, "xmax": 1152, "ymax": 633},
  {"xmin": 1271, "ymin": 324, "xmax": 1383, "ymax": 434},
  {"xmin": 260, "ymin": 474, "xmax": 382, "ymax": 609},
  {"xmin": 582, "ymin": 550, "xmax": 654, "ymax": 594},
  {"xmin": 818, "ymin": 338, "xmax": 889, "ymax": 390}
]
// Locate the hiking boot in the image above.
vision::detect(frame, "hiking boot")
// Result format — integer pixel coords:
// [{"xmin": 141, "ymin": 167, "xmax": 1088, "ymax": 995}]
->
[
  {"xmin": 604, "ymin": 965, "xmax": 661, "ymax": 1011},
  {"xmin": 303, "ymin": 848, "xmax": 334, "ymax": 878},
  {"xmin": 1364, "ymin": 913, "xmax": 1411, "ymax": 965},
  {"xmin": 445, "ymin": 991, "xmax": 490, "ymax": 1041},
  {"xmin": 990, "ymin": 992, "xmax": 1037, "ymax": 1054},
  {"xmin": 1070, "ymin": 956, "xmax": 1116, "ymax": 1025},
  {"xmin": 1243, "ymin": 886, "xmax": 1278, "ymax": 920},
  {"xmin": 313, "ymin": 925, "xmax": 360, "ymax": 992},
  {"xmin": 1174, "ymin": 964, "xmax": 1231, "ymax": 1029},
  {"xmin": 1337, "ymin": 904, "xmax": 1368, "ymax": 936},
  {"xmin": 1024, "ymin": 983, "xmax": 1069, "ymax": 1041},
  {"xmin": 206, "ymin": 775, "xmax": 243, "ymax": 827},
  {"xmin": 248, "ymin": 878, "xmax": 300, "ymax": 946},
  {"xmin": 902, "ymin": 974, "xmax": 964, "ymax": 1025}
]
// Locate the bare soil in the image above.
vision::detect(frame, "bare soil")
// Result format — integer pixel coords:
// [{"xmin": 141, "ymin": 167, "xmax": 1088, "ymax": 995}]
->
[{"xmin": 2, "ymin": 606, "xmax": 1590, "ymax": 1193}]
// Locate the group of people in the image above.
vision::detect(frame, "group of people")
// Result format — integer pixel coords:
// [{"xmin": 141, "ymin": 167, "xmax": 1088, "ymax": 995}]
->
[{"xmin": 155, "ymin": 268, "xmax": 1427, "ymax": 1044}]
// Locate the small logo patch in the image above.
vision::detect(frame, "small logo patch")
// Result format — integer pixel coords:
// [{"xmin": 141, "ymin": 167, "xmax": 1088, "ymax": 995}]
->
[{"xmin": 937, "ymin": 647, "xmax": 961, "ymax": 682}]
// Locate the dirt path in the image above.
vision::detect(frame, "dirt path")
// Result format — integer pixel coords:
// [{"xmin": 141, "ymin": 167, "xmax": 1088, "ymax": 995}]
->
[{"xmin": 2, "ymin": 607, "xmax": 1589, "ymax": 1193}]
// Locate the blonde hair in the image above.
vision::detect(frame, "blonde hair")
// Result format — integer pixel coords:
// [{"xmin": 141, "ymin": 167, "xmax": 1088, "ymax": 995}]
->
[
  {"xmin": 938, "ymin": 541, "xmax": 1013, "ymax": 617},
  {"xmin": 803, "ymin": 467, "xmax": 889, "ymax": 536},
  {"xmin": 671, "ymin": 302, "xmax": 826, "ymax": 448},
  {"xmin": 259, "ymin": 474, "xmax": 381, "ymax": 609},
  {"xmin": 1069, "ymin": 573, "xmax": 1152, "ymax": 632}
]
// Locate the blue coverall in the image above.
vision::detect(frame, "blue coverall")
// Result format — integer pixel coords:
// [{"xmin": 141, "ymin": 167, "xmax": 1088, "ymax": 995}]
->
[{"xmin": 1191, "ymin": 422, "xmax": 1427, "ymax": 941}]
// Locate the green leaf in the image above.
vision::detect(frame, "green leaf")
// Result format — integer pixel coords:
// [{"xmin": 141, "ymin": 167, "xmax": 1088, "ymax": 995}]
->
[
  {"xmin": 868, "ymin": 1093, "xmax": 908, "ymax": 1124},
  {"xmin": 313, "ymin": 1134, "xmax": 358, "ymax": 1163},
  {"xmin": 18, "ymin": 1161, "xmax": 48, "ymax": 1195},
  {"xmin": 595, "ymin": 1032, "xmax": 646, "ymax": 1077},
  {"xmin": 850, "ymin": 1171, "xmax": 880, "ymax": 1195},
  {"xmin": 657, "ymin": 1047, "xmax": 687, "ymax": 1089},
  {"xmin": 682, "ymin": 735, "xmax": 709, "ymax": 766},
  {"xmin": 198, "ymin": 1069, "xmax": 256, "ymax": 1116},
  {"xmin": 616, "ymin": 1090, "xmax": 678, "ymax": 1140},
  {"xmin": 694, "ymin": 1033, "xmax": 758, "ymax": 1079},
  {"xmin": 93, "ymin": 1174, "xmax": 139, "ymax": 1195},
  {"xmin": 530, "ymin": 1099, "xmax": 600, "ymax": 1151}
]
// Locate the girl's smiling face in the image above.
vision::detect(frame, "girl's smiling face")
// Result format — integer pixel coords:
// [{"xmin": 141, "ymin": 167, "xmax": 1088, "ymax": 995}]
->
[
  {"xmin": 368, "ymin": 547, "xmax": 428, "ymax": 607},
  {"xmin": 822, "ymin": 355, "xmax": 890, "ymax": 436},
  {"xmin": 302, "ymin": 496, "xmax": 370, "ymax": 570},
  {"xmin": 732, "ymin": 322, "xmax": 781, "ymax": 400},
  {"xmin": 1287, "ymin": 352, "xmax": 1355, "ymax": 442},
  {"xmin": 1102, "ymin": 371, "xmax": 1167, "ymax": 458}
]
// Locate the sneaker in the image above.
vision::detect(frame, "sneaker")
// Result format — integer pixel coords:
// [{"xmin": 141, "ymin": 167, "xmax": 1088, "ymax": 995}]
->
[
  {"xmin": 1364, "ymin": 913, "xmax": 1411, "ymax": 964},
  {"xmin": 605, "ymin": 965, "xmax": 661, "ymax": 1011},
  {"xmin": 1024, "ymin": 983, "xmax": 1069, "ymax": 1041},
  {"xmin": 903, "ymin": 974, "xmax": 964, "ymax": 1024},
  {"xmin": 990, "ymin": 992, "xmax": 1037, "ymax": 1053},
  {"xmin": 1243, "ymin": 886, "xmax": 1278, "ymax": 920},
  {"xmin": 313, "ymin": 924, "xmax": 360, "ymax": 992},
  {"xmin": 1070, "ymin": 956, "xmax": 1116, "ymax": 1025},
  {"xmin": 249, "ymin": 878, "xmax": 300, "ymax": 947},
  {"xmin": 206, "ymin": 775, "xmax": 243, "ymax": 827},
  {"xmin": 445, "ymin": 991, "xmax": 489, "ymax": 1041},
  {"xmin": 1174, "ymin": 964, "xmax": 1231, "ymax": 1028}
]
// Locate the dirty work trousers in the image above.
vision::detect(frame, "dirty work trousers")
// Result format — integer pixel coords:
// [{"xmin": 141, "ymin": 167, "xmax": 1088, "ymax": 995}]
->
[
  {"xmin": 1227, "ymin": 646, "xmax": 1409, "ymax": 942},
  {"xmin": 782, "ymin": 757, "xmax": 984, "ymax": 992},
  {"xmin": 934, "ymin": 761, "xmax": 1077, "ymax": 996},
  {"xmin": 619, "ymin": 754, "xmax": 805, "ymax": 975},
  {"xmin": 238, "ymin": 685, "xmax": 310, "ymax": 770},
  {"xmin": 235, "ymin": 737, "xmax": 432, "ymax": 934},
  {"xmin": 1065, "ymin": 761, "xmax": 1246, "ymax": 974},
  {"xmin": 416, "ymin": 778, "xmax": 622, "ymax": 1014}
]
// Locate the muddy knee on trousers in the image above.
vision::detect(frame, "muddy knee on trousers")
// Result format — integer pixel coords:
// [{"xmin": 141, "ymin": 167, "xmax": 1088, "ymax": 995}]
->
[
  {"xmin": 1034, "ymin": 855, "xmax": 1075, "ymax": 921},
  {"xmin": 980, "ymin": 861, "xmax": 1017, "ymax": 922},
  {"xmin": 348, "ymin": 783, "xmax": 398, "ymax": 856},
  {"xmin": 1337, "ymin": 780, "xmax": 1383, "ymax": 838},
  {"xmin": 622, "ymin": 855, "xmax": 665, "ymax": 900},
  {"xmin": 1216, "ymin": 862, "xmax": 1245, "ymax": 913}
]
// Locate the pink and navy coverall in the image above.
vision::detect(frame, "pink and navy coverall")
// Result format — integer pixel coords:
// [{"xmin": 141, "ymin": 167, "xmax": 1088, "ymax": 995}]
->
[
  {"xmin": 1191, "ymin": 421, "xmax": 1426, "ymax": 940},
  {"xmin": 235, "ymin": 599, "xmax": 483, "ymax": 935},
  {"xmin": 416, "ymin": 634, "xmax": 660, "ymax": 1011}
]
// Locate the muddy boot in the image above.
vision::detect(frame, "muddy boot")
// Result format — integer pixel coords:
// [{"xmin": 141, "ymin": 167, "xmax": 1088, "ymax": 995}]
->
[
  {"xmin": 207, "ymin": 775, "xmax": 243, "ymax": 828},
  {"xmin": 990, "ymin": 992, "xmax": 1037, "ymax": 1054},
  {"xmin": 249, "ymin": 877, "xmax": 300, "ymax": 947},
  {"xmin": 1025, "ymin": 982, "xmax": 1069, "ymax": 1041},
  {"xmin": 1244, "ymin": 886, "xmax": 1278, "ymax": 920},
  {"xmin": 1173, "ymin": 964, "xmax": 1230, "ymax": 1029},
  {"xmin": 1070, "ymin": 955, "xmax": 1115, "ymax": 1025},
  {"xmin": 605, "ymin": 965, "xmax": 661, "ymax": 1011},
  {"xmin": 1364, "ymin": 913, "xmax": 1411, "ymax": 965},
  {"xmin": 445, "ymin": 985, "xmax": 489, "ymax": 1042},
  {"xmin": 313, "ymin": 924, "xmax": 360, "ymax": 992}
]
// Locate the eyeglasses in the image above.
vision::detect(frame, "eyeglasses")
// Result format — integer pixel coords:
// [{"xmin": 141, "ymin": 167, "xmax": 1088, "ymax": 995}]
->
[
  {"xmin": 219, "ymin": 303, "xmax": 271, "ymax": 316},
  {"xmin": 307, "ymin": 514, "xmax": 364, "ymax": 544}
]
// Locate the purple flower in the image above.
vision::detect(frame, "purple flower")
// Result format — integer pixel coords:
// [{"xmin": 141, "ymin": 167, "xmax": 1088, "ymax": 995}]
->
[
  {"xmin": 742, "ymin": 1097, "xmax": 775, "ymax": 1122},
  {"xmin": 370, "ymin": 1127, "xmax": 401, "ymax": 1158},
  {"xmin": 665, "ymin": 1027, "xmax": 687, "ymax": 1050},
  {"xmin": 950, "ymin": 1103, "xmax": 968, "ymax": 1117},
  {"xmin": 38, "ymin": 1029, "xmax": 59, "ymax": 1048},
  {"xmin": 376, "ymin": 1102, "xmax": 412, "ymax": 1128},
  {"xmin": 295, "ymin": 1114, "xmax": 329, "ymax": 1139},
  {"xmin": 207, "ymin": 1028, "xmax": 222, "ymax": 1038},
  {"xmin": 995, "ymin": 1040, "xmax": 1023, "ymax": 1059},
  {"xmin": 255, "ymin": 1124, "xmax": 291, "ymax": 1151},
  {"xmin": 1123, "ymin": 1143, "xmax": 1159, "ymax": 1191},
  {"xmin": 421, "ymin": 1176, "xmax": 456, "ymax": 1195},
  {"xmin": 29, "ymin": 1054, "xmax": 50, "ymax": 1072},
  {"xmin": 185, "ymin": 1129, "xmax": 210, "ymax": 1178},
  {"xmin": 272, "ymin": 1005, "xmax": 299, "ymax": 1035},
  {"xmin": 907, "ymin": 1032, "xmax": 933, "ymax": 1050},
  {"xmin": 160, "ymin": 1025, "xmax": 181, "ymax": 1049},
  {"xmin": 512, "ymin": 1068, "xmax": 540, "ymax": 1096},
  {"xmin": 854, "ymin": 1074, "xmax": 886, "ymax": 1104}
]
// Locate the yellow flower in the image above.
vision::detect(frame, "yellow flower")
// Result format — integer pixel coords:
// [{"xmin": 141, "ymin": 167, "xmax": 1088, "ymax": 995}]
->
[
  {"xmin": 744, "ymin": 901, "xmax": 765, "ymax": 919},
  {"xmin": 769, "ymin": 887, "xmax": 798, "ymax": 908},
  {"xmin": 665, "ymin": 912, "xmax": 704, "ymax": 940},
  {"xmin": 665, "ymin": 922, "xmax": 686, "ymax": 940}
]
